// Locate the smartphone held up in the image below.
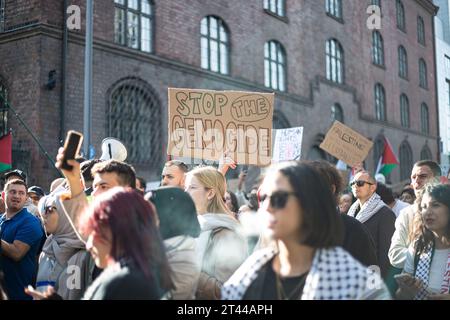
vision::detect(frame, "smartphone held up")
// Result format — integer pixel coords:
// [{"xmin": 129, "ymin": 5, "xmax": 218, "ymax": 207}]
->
[{"xmin": 60, "ymin": 130, "xmax": 83, "ymax": 171}]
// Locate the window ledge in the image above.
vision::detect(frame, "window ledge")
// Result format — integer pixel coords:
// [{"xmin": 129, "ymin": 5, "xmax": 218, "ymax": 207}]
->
[
  {"xmin": 397, "ymin": 27, "xmax": 407, "ymax": 34},
  {"xmin": 419, "ymin": 85, "xmax": 429, "ymax": 91},
  {"xmin": 263, "ymin": 9, "xmax": 288, "ymax": 23},
  {"xmin": 399, "ymin": 75, "xmax": 409, "ymax": 81},
  {"xmin": 373, "ymin": 63, "xmax": 386, "ymax": 70},
  {"xmin": 323, "ymin": 78, "xmax": 347, "ymax": 90},
  {"xmin": 265, "ymin": 85, "xmax": 287, "ymax": 94},
  {"xmin": 326, "ymin": 12, "xmax": 344, "ymax": 24}
]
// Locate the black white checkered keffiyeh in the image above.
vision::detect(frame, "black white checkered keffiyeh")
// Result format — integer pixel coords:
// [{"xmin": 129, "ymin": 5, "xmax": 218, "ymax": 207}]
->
[
  {"xmin": 222, "ymin": 246, "xmax": 391, "ymax": 300},
  {"xmin": 347, "ymin": 193, "xmax": 387, "ymax": 224},
  {"xmin": 414, "ymin": 244, "xmax": 433, "ymax": 300}
]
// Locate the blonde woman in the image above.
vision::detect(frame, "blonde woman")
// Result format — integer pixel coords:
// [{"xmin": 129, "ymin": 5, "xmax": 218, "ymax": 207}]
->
[{"xmin": 185, "ymin": 166, "xmax": 248, "ymax": 300}]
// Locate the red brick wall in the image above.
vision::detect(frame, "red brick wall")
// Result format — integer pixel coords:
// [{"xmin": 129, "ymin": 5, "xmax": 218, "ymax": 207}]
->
[{"xmin": 0, "ymin": 0, "xmax": 440, "ymax": 188}]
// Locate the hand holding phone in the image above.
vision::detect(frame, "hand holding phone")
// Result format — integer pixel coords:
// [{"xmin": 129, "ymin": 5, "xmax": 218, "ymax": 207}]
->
[{"xmin": 60, "ymin": 130, "xmax": 83, "ymax": 171}]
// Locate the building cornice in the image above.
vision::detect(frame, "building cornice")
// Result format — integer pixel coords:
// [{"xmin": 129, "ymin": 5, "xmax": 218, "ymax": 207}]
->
[
  {"xmin": 415, "ymin": 0, "xmax": 439, "ymax": 15},
  {"xmin": 0, "ymin": 23, "xmax": 438, "ymax": 140}
]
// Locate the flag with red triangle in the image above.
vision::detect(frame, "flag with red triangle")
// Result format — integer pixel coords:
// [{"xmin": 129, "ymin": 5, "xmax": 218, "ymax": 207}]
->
[
  {"xmin": 0, "ymin": 132, "xmax": 12, "ymax": 172},
  {"xmin": 375, "ymin": 137, "xmax": 399, "ymax": 177}
]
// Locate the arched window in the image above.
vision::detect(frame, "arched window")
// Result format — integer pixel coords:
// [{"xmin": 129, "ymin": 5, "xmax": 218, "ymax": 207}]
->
[
  {"xmin": 0, "ymin": 77, "xmax": 8, "ymax": 136},
  {"xmin": 419, "ymin": 59, "xmax": 428, "ymax": 89},
  {"xmin": 399, "ymin": 141, "xmax": 413, "ymax": 181},
  {"xmin": 107, "ymin": 78, "xmax": 161, "ymax": 166},
  {"xmin": 326, "ymin": 39, "xmax": 344, "ymax": 84},
  {"xmin": 114, "ymin": 0, "xmax": 153, "ymax": 52},
  {"xmin": 400, "ymin": 94, "xmax": 410, "ymax": 128},
  {"xmin": 201, "ymin": 16, "xmax": 229, "ymax": 75},
  {"xmin": 421, "ymin": 103, "xmax": 429, "ymax": 134},
  {"xmin": 375, "ymin": 83, "xmax": 386, "ymax": 121},
  {"xmin": 417, "ymin": 16, "xmax": 425, "ymax": 45},
  {"xmin": 264, "ymin": 40, "xmax": 286, "ymax": 91},
  {"xmin": 398, "ymin": 46, "xmax": 408, "ymax": 79},
  {"xmin": 264, "ymin": 0, "xmax": 285, "ymax": 17},
  {"xmin": 396, "ymin": 0, "xmax": 406, "ymax": 31},
  {"xmin": 331, "ymin": 103, "xmax": 344, "ymax": 123},
  {"xmin": 420, "ymin": 145, "xmax": 432, "ymax": 160},
  {"xmin": 0, "ymin": 0, "xmax": 5, "ymax": 32},
  {"xmin": 372, "ymin": 31, "xmax": 384, "ymax": 66},
  {"xmin": 371, "ymin": 0, "xmax": 381, "ymax": 8},
  {"xmin": 326, "ymin": 0, "xmax": 343, "ymax": 19}
]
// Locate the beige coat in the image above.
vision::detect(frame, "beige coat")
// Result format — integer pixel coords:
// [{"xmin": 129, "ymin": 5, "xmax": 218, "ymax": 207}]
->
[
  {"xmin": 165, "ymin": 236, "xmax": 200, "ymax": 300},
  {"xmin": 388, "ymin": 205, "xmax": 415, "ymax": 269}
]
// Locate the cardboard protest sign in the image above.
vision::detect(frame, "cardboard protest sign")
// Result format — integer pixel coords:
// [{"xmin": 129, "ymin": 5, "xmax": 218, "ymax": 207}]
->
[
  {"xmin": 168, "ymin": 88, "xmax": 274, "ymax": 166},
  {"xmin": 319, "ymin": 121, "xmax": 373, "ymax": 167},
  {"xmin": 272, "ymin": 127, "xmax": 303, "ymax": 163}
]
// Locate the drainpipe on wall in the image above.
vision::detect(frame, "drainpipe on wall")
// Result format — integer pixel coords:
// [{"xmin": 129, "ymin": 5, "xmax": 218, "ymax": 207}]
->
[
  {"xmin": 60, "ymin": 0, "xmax": 68, "ymax": 144},
  {"xmin": 432, "ymin": 11, "xmax": 441, "ymax": 164}
]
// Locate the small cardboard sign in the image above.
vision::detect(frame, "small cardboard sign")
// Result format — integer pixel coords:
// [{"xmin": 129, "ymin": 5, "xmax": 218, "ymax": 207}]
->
[
  {"xmin": 319, "ymin": 121, "xmax": 373, "ymax": 167},
  {"xmin": 272, "ymin": 127, "xmax": 303, "ymax": 163},
  {"xmin": 167, "ymin": 88, "xmax": 275, "ymax": 166}
]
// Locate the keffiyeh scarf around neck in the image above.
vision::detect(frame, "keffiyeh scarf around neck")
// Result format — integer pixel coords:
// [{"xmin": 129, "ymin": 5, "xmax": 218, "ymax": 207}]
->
[
  {"xmin": 414, "ymin": 243, "xmax": 450, "ymax": 300},
  {"xmin": 347, "ymin": 193, "xmax": 387, "ymax": 224}
]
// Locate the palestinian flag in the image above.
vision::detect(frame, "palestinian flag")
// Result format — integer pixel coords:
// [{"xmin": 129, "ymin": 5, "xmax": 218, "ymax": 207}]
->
[
  {"xmin": 375, "ymin": 137, "xmax": 399, "ymax": 177},
  {"xmin": 0, "ymin": 132, "xmax": 12, "ymax": 172}
]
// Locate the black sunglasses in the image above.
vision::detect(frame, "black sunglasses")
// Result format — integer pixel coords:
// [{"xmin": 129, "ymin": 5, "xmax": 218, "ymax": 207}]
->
[
  {"xmin": 350, "ymin": 180, "xmax": 374, "ymax": 187},
  {"xmin": 257, "ymin": 190, "xmax": 297, "ymax": 209}
]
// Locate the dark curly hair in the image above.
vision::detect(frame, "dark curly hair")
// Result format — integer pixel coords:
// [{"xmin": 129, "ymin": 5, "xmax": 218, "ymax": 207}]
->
[{"xmin": 413, "ymin": 184, "xmax": 450, "ymax": 256}]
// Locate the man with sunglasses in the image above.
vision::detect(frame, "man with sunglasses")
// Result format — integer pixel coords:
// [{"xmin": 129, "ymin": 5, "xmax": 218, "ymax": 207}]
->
[
  {"xmin": 347, "ymin": 171, "xmax": 396, "ymax": 279},
  {"xmin": 388, "ymin": 160, "xmax": 441, "ymax": 270}
]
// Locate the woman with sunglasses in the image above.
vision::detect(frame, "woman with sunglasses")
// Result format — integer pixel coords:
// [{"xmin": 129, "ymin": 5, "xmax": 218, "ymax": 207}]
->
[
  {"xmin": 34, "ymin": 194, "xmax": 89, "ymax": 299},
  {"xmin": 396, "ymin": 184, "xmax": 450, "ymax": 300},
  {"xmin": 185, "ymin": 166, "xmax": 248, "ymax": 300},
  {"xmin": 222, "ymin": 161, "xmax": 391, "ymax": 300},
  {"xmin": 27, "ymin": 188, "xmax": 173, "ymax": 300}
]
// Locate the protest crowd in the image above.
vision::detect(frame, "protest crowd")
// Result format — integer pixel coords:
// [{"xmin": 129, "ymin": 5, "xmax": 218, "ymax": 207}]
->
[{"xmin": 0, "ymin": 140, "xmax": 449, "ymax": 301}]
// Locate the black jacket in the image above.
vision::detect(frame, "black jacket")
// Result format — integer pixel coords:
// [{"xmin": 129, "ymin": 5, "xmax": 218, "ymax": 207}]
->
[
  {"xmin": 358, "ymin": 206, "xmax": 396, "ymax": 279},
  {"xmin": 341, "ymin": 214, "xmax": 378, "ymax": 268}
]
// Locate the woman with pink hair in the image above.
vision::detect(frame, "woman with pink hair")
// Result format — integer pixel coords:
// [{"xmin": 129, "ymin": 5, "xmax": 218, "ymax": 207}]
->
[{"xmin": 26, "ymin": 188, "xmax": 173, "ymax": 300}]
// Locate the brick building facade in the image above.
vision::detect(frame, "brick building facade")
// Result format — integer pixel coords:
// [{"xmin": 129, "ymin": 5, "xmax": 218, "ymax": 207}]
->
[{"xmin": 0, "ymin": 0, "xmax": 440, "ymax": 189}]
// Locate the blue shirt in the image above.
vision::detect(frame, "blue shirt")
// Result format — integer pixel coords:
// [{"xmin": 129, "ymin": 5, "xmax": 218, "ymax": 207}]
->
[{"xmin": 0, "ymin": 208, "xmax": 44, "ymax": 300}]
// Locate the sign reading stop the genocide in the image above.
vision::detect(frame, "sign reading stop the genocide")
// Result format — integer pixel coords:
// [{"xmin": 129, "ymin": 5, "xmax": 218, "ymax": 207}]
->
[{"xmin": 167, "ymin": 88, "xmax": 275, "ymax": 166}]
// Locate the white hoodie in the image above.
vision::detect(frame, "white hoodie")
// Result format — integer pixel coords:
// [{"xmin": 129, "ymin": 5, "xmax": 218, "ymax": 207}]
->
[{"xmin": 196, "ymin": 213, "xmax": 248, "ymax": 284}]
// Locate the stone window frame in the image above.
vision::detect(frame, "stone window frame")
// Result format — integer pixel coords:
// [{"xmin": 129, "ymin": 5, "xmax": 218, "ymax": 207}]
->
[
  {"xmin": 400, "ymin": 94, "xmax": 410, "ymax": 128},
  {"xmin": 421, "ymin": 103, "xmax": 429, "ymax": 134},
  {"xmin": 114, "ymin": 0, "xmax": 154, "ymax": 53},
  {"xmin": 398, "ymin": 45, "xmax": 408, "ymax": 79},
  {"xmin": 374, "ymin": 83, "xmax": 386, "ymax": 121},
  {"xmin": 263, "ymin": 0, "xmax": 286, "ymax": 18},
  {"xmin": 200, "ymin": 15, "xmax": 230, "ymax": 75},
  {"xmin": 372, "ymin": 31, "xmax": 384, "ymax": 67},
  {"xmin": 326, "ymin": 38, "xmax": 345, "ymax": 84},
  {"xmin": 264, "ymin": 40, "xmax": 287, "ymax": 92}
]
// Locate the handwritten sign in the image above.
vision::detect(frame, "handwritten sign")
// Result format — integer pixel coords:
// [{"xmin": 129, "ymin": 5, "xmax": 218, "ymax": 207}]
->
[
  {"xmin": 272, "ymin": 127, "xmax": 303, "ymax": 163},
  {"xmin": 168, "ymin": 88, "xmax": 274, "ymax": 166},
  {"xmin": 319, "ymin": 121, "xmax": 373, "ymax": 167}
]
